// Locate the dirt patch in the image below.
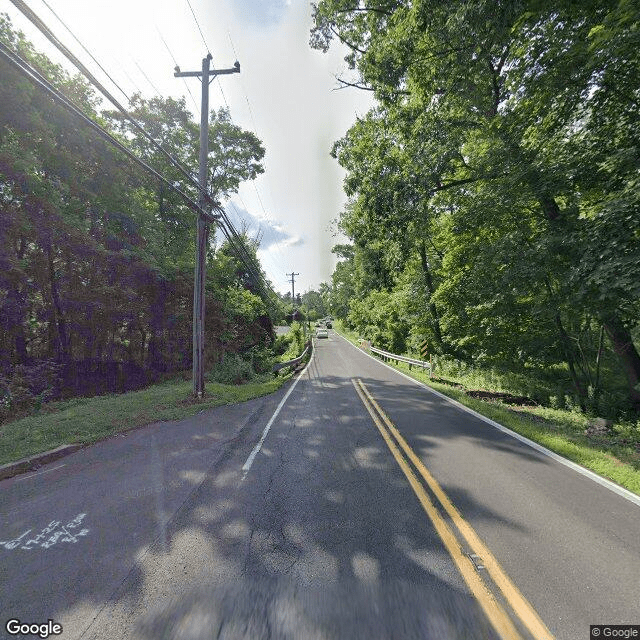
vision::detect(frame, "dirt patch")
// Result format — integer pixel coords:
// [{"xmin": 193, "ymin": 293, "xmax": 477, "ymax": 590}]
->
[{"xmin": 178, "ymin": 394, "xmax": 211, "ymax": 406}]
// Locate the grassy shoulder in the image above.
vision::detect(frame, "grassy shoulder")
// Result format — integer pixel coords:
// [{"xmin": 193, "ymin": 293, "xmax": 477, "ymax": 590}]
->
[
  {"xmin": 0, "ymin": 374, "xmax": 289, "ymax": 466},
  {"xmin": 334, "ymin": 320, "xmax": 640, "ymax": 496}
]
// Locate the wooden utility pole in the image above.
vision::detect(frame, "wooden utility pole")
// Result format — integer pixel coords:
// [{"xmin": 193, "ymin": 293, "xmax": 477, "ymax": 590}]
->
[
  {"xmin": 175, "ymin": 54, "xmax": 240, "ymax": 397},
  {"xmin": 286, "ymin": 272, "xmax": 299, "ymax": 301}
]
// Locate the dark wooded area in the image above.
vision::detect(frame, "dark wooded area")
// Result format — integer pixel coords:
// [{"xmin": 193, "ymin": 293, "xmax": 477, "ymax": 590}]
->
[{"xmin": 0, "ymin": 15, "xmax": 273, "ymax": 421}]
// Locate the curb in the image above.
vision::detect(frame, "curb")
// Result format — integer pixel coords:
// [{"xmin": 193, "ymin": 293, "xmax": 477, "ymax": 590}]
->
[{"xmin": 0, "ymin": 444, "xmax": 82, "ymax": 481}]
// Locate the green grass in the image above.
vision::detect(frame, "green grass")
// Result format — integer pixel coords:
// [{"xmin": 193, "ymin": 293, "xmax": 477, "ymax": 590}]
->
[
  {"xmin": 334, "ymin": 320, "xmax": 640, "ymax": 496},
  {"xmin": 0, "ymin": 374, "xmax": 289, "ymax": 466}
]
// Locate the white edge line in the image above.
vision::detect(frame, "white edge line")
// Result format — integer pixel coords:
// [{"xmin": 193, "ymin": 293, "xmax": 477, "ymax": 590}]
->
[
  {"xmin": 14, "ymin": 463, "xmax": 66, "ymax": 481},
  {"xmin": 241, "ymin": 344, "xmax": 315, "ymax": 477},
  {"xmin": 335, "ymin": 330, "xmax": 640, "ymax": 508}
]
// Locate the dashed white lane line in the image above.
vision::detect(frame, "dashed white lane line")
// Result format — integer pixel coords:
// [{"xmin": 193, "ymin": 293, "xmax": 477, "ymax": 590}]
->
[{"xmin": 241, "ymin": 346, "xmax": 316, "ymax": 478}]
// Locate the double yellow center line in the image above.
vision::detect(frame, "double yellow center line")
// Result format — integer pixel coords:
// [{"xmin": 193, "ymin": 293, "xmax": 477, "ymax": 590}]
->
[{"xmin": 352, "ymin": 378, "xmax": 554, "ymax": 640}]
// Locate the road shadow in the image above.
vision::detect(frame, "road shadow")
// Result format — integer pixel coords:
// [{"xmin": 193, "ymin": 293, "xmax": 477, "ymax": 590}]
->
[{"xmin": 1, "ymin": 360, "xmax": 548, "ymax": 640}]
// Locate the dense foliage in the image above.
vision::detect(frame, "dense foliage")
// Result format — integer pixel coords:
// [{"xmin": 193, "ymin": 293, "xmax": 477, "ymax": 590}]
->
[
  {"xmin": 0, "ymin": 15, "xmax": 273, "ymax": 420},
  {"xmin": 312, "ymin": 0, "xmax": 640, "ymax": 415}
]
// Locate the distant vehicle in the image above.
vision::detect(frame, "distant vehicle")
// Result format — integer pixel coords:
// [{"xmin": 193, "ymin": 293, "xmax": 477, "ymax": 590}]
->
[
  {"xmin": 325, "ymin": 321, "xmax": 332, "ymax": 328},
  {"xmin": 315, "ymin": 328, "xmax": 328, "ymax": 339}
]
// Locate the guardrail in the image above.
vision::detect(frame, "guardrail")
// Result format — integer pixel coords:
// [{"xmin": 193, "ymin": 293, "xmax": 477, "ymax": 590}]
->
[
  {"xmin": 369, "ymin": 345, "xmax": 430, "ymax": 370},
  {"xmin": 272, "ymin": 342, "xmax": 311, "ymax": 373}
]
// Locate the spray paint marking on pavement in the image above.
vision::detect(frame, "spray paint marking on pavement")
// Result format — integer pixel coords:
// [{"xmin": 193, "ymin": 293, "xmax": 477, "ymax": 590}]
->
[
  {"xmin": 0, "ymin": 513, "xmax": 89, "ymax": 550},
  {"xmin": 353, "ymin": 378, "xmax": 555, "ymax": 640}
]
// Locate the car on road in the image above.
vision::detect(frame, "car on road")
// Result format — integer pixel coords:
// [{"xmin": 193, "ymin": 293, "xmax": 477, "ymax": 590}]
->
[
  {"xmin": 325, "ymin": 321, "xmax": 332, "ymax": 328},
  {"xmin": 315, "ymin": 328, "xmax": 328, "ymax": 339}
]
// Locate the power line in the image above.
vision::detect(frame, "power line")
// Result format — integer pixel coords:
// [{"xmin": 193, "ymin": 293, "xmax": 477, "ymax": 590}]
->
[
  {"xmin": 184, "ymin": 0, "xmax": 210, "ymax": 54},
  {"xmin": 227, "ymin": 30, "xmax": 283, "ymax": 267},
  {"xmin": 216, "ymin": 206, "xmax": 281, "ymax": 310},
  {"xmin": 156, "ymin": 26, "xmax": 198, "ymax": 112},
  {"xmin": 133, "ymin": 58, "xmax": 161, "ymax": 96},
  {"xmin": 8, "ymin": 0, "xmax": 217, "ymax": 210},
  {"xmin": 39, "ymin": 0, "xmax": 131, "ymax": 104},
  {"xmin": 2, "ymin": 39, "xmax": 278, "ymax": 313},
  {"xmin": 181, "ymin": 0, "xmax": 231, "ymax": 112},
  {"xmin": 116, "ymin": 61, "xmax": 144, "ymax": 97},
  {"xmin": 0, "ymin": 40, "xmax": 216, "ymax": 224},
  {"xmin": 226, "ymin": 197, "xmax": 286, "ymax": 278},
  {"xmin": 9, "ymin": 0, "xmax": 279, "ymax": 311}
]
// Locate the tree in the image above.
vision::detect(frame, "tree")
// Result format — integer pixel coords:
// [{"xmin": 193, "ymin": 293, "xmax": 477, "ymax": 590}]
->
[
  {"xmin": 312, "ymin": 0, "xmax": 640, "ymax": 410},
  {"xmin": 0, "ymin": 14, "xmax": 274, "ymax": 414}
]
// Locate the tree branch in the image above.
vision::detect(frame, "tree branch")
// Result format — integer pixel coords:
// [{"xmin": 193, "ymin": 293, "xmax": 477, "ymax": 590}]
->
[
  {"xmin": 333, "ymin": 76, "xmax": 376, "ymax": 92},
  {"xmin": 329, "ymin": 26, "xmax": 366, "ymax": 55},
  {"xmin": 333, "ymin": 75, "xmax": 410, "ymax": 96},
  {"xmin": 335, "ymin": 6, "xmax": 393, "ymax": 16}
]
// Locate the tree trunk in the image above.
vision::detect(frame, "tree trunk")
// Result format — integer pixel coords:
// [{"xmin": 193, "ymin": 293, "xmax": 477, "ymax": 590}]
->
[
  {"xmin": 418, "ymin": 241, "xmax": 443, "ymax": 348},
  {"xmin": 602, "ymin": 314, "xmax": 640, "ymax": 410},
  {"xmin": 8, "ymin": 237, "xmax": 29, "ymax": 364},
  {"xmin": 46, "ymin": 242, "xmax": 70, "ymax": 363},
  {"xmin": 538, "ymin": 194, "xmax": 560, "ymax": 221},
  {"xmin": 553, "ymin": 311, "xmax": 587, "ymax": 410}
]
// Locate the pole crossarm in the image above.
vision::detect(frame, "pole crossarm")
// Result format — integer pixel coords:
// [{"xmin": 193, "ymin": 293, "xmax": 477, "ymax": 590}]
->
[
  {"xmin": 174, "ymin": 58, "xmax": 240, "ymax": 79},
  {"xmin": 174, "ymin": 67, "xmax": 240, "ymax": 79}
]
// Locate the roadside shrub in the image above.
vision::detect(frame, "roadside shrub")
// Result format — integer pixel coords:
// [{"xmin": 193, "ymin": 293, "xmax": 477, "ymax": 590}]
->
[
  {"xmin": 289, "ymin": 322, "xmax": 305, "ymax": 356},
  {"xmin": 246, "ymin": 346, "xmax": 275, "ymax": 374},
  {"xmin": 208, "ymin": 353, "xmax": 255, "ymax": 385},
  {"xmin": 273, "ymin": 333, "xmax": 293, "ymax": 357},
  {"xmin": 0, "ymin": 361, "xmax": 62, "ymax": 424}
]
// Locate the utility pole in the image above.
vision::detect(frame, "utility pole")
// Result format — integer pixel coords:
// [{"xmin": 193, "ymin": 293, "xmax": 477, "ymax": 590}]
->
[
  {"xmin": 175, "ymin": 54, "xmax": 240, "ymax": 398},
  {"xmin": 286, "ymin": 272, "xmax": 299, "ymax": 301}
]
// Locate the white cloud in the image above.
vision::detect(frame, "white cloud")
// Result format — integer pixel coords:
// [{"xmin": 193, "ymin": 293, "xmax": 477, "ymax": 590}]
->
[{"xmin": 222, "ymin": 200, "xmax": 303, "ymax": 251}]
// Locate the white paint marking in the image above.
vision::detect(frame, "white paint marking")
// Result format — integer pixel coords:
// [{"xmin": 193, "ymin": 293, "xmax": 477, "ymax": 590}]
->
[
  {"xmin": 0, "ymin": 513, "xmax": 89, "ymax": 551},
  {"xmin": 241, "ymin": 347, "xmax": 315, "ymax": 478},
  {"xmin": 15, "ymin": 464, "xmax": 66, "ymax": 481},
  {"xmin": 335, "ymin": 331, "xmax": 640, "ymax": 508}
]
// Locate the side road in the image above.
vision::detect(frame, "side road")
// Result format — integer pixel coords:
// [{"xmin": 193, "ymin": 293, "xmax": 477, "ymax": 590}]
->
[{"xmin": 0, "ymin": 378, "xmax": 298, "ymax": 640}]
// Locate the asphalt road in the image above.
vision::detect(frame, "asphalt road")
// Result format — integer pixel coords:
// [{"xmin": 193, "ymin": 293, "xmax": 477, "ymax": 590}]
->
[{"xmin": 1, "ymin": 330, "xmax": 639, "ymax": 639}]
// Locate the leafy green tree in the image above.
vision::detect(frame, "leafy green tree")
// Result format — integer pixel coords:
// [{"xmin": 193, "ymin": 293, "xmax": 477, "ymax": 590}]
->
[
  {"xmin": 0, "ymin": 14, "xmax": 275, "ymax": 414},
  {"xmin": 312, "ymin": 0, "xmax": 640, "ymax": 410}
]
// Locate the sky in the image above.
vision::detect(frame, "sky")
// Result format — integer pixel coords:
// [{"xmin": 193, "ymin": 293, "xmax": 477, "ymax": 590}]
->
[{"xmin": 0, "ymin": 0, "xmax": 374, "ymax": 295}]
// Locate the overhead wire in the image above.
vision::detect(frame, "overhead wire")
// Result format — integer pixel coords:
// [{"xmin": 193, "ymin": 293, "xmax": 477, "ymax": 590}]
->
[
  {"xmin": 116, "ymin": 62, "xmax": 145, "ymax": 97},
  {"xmin": 156, "ymin": 26, "xmax": 198, "ymax": 113},
  {"xmin": 184, "ymin": 0, "xmax": 210, "ymax": 55},
  {"xmin": 226, "ymin": 198, "xmax": 284, "ymax": 293},
  {"xmin": 176, "ymin": 3, "xmax": 282, "ymax": 302},
  {"xmin": 133, "ymin": 58, "xmax": 162, "ymax": 96},
  {"xmin": 9, "ymin": 0, "xmax": 281, "ymax": 310},
  {"xmin": 8, "ymin": 0, "xmax": 218, "ymax": 211},
  {"xmin": 39, "ymin": 0, "xmax": 131, "ymax": 104},
  {"xmin": 227, "ymin": 30, "xmax": 290, "ymax": 275},
  {"xmin": 2, "ymin": 38, "xmax": 278, "ymax": 311},
  {"xmin": 215, "ymin": 214, "xmax": 280, "ymax": 312},
  {"xmin": 182, "ymin": 0, "xmax": 230, "ymax": 112},
  {"xmin": 0, "ymin": 40, "xmax": 216, "ymax": 225},
  {"xmin": 217, "ymin": 218, "xmax": 281, "ymax": 312}
]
